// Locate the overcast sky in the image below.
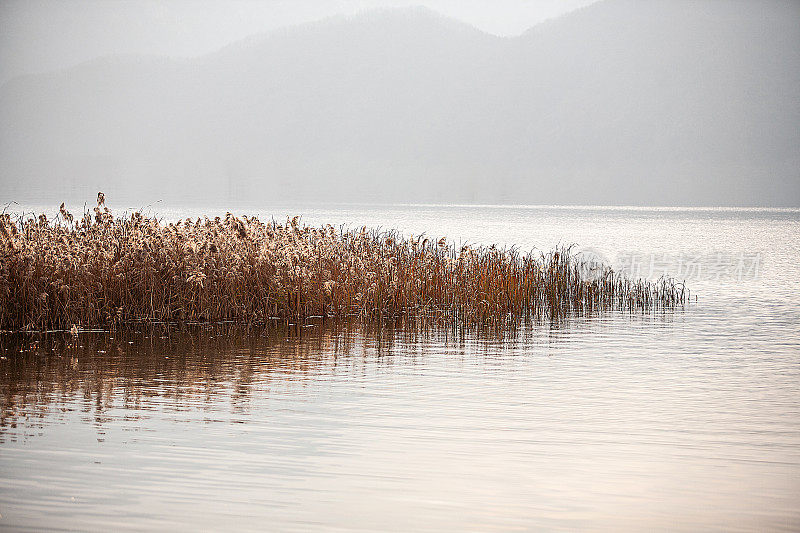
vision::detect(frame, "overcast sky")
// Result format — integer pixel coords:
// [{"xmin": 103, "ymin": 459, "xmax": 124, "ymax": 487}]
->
[
  {"xmin": 2, "ymin": 0, "xmax": 798, "ymax": 206},
  {"xmin": 0, "ymin": 0, "xmax": 598, "ymax": 83}
]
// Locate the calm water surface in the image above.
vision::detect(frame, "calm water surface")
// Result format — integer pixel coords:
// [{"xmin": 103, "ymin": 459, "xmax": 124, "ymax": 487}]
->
[{"xmin": 1, "ymin": 205, "xmax": 799, "ymax": 531}]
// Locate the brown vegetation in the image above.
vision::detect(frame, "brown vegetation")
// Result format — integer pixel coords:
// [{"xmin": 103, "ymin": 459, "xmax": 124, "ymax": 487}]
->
[{"xmin": 0, "ymin": 195, "xmax": 686, "ymax": 331}]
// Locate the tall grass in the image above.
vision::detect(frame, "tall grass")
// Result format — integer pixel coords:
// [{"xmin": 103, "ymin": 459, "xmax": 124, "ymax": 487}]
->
[{"xmin": 0, "ymin": 195, "xmax": 686, "ymax": 331}]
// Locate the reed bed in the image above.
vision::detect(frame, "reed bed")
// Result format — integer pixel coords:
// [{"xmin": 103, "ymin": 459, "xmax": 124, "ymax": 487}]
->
[{"xmin": 0, "ymin": 195, "xmax": 686, "ymax": 331}]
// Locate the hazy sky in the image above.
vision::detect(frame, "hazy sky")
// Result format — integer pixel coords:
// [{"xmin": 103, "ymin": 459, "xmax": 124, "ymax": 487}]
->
[
  {"xmin": 2, "ymin": 0, "xmax": 797, "ymax": 207},
  {"xmin": 0, "ymin": 0, "xmax": 598, "ymax": 83}
]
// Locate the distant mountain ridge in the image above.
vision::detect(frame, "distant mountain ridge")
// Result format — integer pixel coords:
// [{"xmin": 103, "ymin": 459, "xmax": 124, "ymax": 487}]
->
[{"xmin": 2, "ymin": 0, "xmax": 798, "ymax": 207}]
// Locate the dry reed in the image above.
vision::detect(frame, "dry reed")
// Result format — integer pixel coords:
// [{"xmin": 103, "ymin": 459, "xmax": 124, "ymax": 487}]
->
[{"xmin": 0, "ymin": 195, "xmax": 687, "ymax": 331}]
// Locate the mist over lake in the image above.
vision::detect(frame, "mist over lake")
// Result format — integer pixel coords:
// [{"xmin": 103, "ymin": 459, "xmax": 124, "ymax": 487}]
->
[{"xmin": 2, "ymin": 0, "xmax": 799, "ymax": 207}]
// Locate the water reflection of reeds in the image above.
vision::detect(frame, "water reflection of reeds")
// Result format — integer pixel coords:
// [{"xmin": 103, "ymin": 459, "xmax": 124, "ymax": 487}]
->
[
  {"xmin": 0, "ymin": 314, "xmax": 680, "ymax": 441},
  {"xmin": 0, "ymin": 323, "xmax": 341, "ymax": 434}
]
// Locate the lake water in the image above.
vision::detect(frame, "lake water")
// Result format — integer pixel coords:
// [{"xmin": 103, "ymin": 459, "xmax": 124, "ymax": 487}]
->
[{"xmin": 1, "ymin": 205, "xmax": 799, "ymax": 531}]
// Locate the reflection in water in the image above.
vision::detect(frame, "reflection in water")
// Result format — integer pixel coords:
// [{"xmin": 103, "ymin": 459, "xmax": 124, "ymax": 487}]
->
[
  {"xmin": 0, "ymin": 318, "xmax": 609, "ymax": 438},
  {"xmin": 1, "ymin": 322, "xmax": 365, "ymax": 436},
  {"xmin": 1, "ymin": 312, "xmax": 797, "ymax": 532}
]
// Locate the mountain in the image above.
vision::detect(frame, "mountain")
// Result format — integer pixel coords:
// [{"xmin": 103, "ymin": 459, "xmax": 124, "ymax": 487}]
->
[{"xmin": 1, "ymin": 1, "xmax": 799, "ymax": 207}]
